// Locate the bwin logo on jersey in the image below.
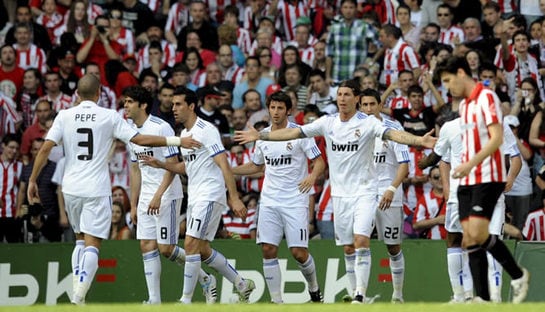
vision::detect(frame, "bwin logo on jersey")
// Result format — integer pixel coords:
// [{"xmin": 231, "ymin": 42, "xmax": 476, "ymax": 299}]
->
[
  {"xmin": 265, "ymin": 155, "xmax": 292, "ymax": 166},
  {"xmin": 374, "ymin": 152, "xmax": 386, "ymax": 163},
  {"xmin": 331, "ymin": 142, "xmax": 358, "ymax": 152},
  {"xmin": 286, "ymin": 142, "xmax": 293, "ymax": 151},
  {"xmin": 354, "ymin": 129, "xmax": 361, "ymax": 138},
  {"xmin": 136, "ymin": 150, "xmax": 154, "ymax": 159},
  {"xmin": 183, "ymin": 153, "xmax": 196, "ymax": 162}
]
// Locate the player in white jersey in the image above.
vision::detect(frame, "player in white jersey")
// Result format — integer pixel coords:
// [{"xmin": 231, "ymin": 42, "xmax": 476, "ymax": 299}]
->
[
  {"xmin": 235, "ymin": 79, "xmax": 437, "ymax": 303},
  {"xmin": 142, "ymin": 87, "xmax": 255, "ymax": 304},
  {"xmin": 123, "ymin": 86, "xmax": 216, "ymax": 304},
  {"xmin": 432, "ymin": 116, "xmax": 521, "ymax": 302},
  {"xmin": 360, "ymin": 89, "xmax": 409, "ymax": 303},
  {"xmin": 27, "ymin": 75, "xmax": 201, "ymax": 305},
  {"xmin": 232, "ymin": 91, "xmax": 326, "ymax": 303},
  {"xmin": 438, "ymin": 57, "xmax": 529, "ymax": 303}
]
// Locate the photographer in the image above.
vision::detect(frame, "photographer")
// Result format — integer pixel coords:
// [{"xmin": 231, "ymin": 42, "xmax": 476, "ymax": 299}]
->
[
  {"xmin": 17, "ymin": 138, "xmax": 62, "ymax": 243},
  {"xmin": 76, "ymin": 14, "xmax": 123, "ymax": 86}
]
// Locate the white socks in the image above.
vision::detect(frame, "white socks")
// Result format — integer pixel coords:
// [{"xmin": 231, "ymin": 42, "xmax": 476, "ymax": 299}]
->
[
  {"xmin": 354, "ymin": 248, "xmax": 371, "ymax": 298},
  {"xmin": 389, "ymin": 250, "xmax": 405, "ymax": 299},
  {"xmin": 73, "ymin": 246, "xmax": 99, "ymax": 304},
  {"xmin": 71, "ymin": 240, "xmax": 85, "ymax": 295},
  {"xmin": 487, "ymin": 251, "xmax": 503, "ymax": 302},
  {"xmin": 297, "ymin": 254, "xmax": 319, "ymax": 292},
  {"xmin": 181, "ymin": 254, "xmax": 201, "ymax": 304},
  {"xmin": 447, "ymin": 247, "xmax": 465, "ymax": 301},
  {"xmin": 143, "ymin": 249, "xmax": 161, "ymax": 304},
  {"xmin": 204, "ymin": 249, "xmax": 246, "ymax": 292},
  {"xmin": 263, "ymin": 258, "xmax": 282, "ymax": 303},
  {"xmin": 344, "ymin": 253, "xmax": 356, "ymax": 296}
]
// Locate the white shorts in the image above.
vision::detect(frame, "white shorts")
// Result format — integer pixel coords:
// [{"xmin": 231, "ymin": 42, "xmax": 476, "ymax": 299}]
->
[
  {"xmin": 64, "ymin": 194, "xmax": 111, "ymax": 239},
  {"xmin": 445, "ymin": 202, "xmax": 462, "ymax": 233},
  {"xmin": 489, "ymin": 198, "xmax": 505, "ymax": 236},
  {"xmin": 186, "ymin": 201, "xmax": 223, "ymax": 242},
  {"xmin": 333, "ymin": 194, "xmax": 377, "ymax": 246},
  {"xmin": 256, "ymin": 206, "xmax": 308, "ymax": 248},
  {"xmin": 136, "ymin": 198, "xmax": 182, "ymax": 245},
  {"xmin": 375, "ymin": 205, "xmax": 403, "ymax": 245}
]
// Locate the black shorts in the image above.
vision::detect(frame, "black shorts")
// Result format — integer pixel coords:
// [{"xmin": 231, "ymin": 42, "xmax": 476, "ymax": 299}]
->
[{"xmin": 457, "ymin": 182, "xmax": 506, "ymax": 222}]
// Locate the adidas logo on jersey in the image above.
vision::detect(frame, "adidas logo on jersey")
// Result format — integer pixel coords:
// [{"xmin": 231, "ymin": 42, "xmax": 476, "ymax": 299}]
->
[
  {"xmin": 331, "ymin": 142, "xmax": 358, "ymax": 152},
  {"xmin": 265, "ymin": 155, "xmax": 292, "ymax": 166}
]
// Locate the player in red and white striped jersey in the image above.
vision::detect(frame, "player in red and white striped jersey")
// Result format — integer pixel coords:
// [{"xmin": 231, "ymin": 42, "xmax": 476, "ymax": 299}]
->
[
  {"xmin": 523, "ymin": 206, "xmax": 545, "ymax": 241},
  {"xmin": 0, "ymin": 134, "xmax": 23, "ymax": 243},
  {"xmin": 269, "ymin": 0, "xmax": 309, "ymax": 42},
  {"xmin": 13, "ymin": 24, "xmax": 47, "ymax": 74},
  {"xmin": 378, "ymin": 24, "xmax": 420, "ymax": 87},
  {"xmin": 436, "ymin": 4, "xmax": 464, "ymax": 47},
  {"xmin": 438, "ymin": 56, "xmax": 529, "ymax": 303}
]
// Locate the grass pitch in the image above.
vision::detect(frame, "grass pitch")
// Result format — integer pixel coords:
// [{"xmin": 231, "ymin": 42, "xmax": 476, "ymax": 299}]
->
[{"xmin": 3, "ymin": 303, "xmax": 545, "ymax": 312}]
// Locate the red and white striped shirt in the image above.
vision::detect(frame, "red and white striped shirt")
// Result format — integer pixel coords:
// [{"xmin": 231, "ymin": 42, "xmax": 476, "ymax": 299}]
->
[
  {"xmin": 275, "ymin": 0, "xmax": 309, "ymax": 42},
  {"xmin": 35, "ymin": 13, "xmax": 64, "ymax": 44},
  {"xmin": 386, "ymin": 95, "xmax": 410, "ymax": 110},
  {"xmin": 205, "ymin": 0, "xmax": 236, "ymax": 23},
  {"xmin": 357, "ymin": 0, "xmax": 395, "ymax": 24},
  {"xmin": 38, "ymin": 93, "xmax": 73, "ymax": 113},
  {"xmin": 0, "ymin": 159, "xmax": 22, "ymax": 218},
  {"xmin": 503, "ymin": 52, "xmax": 544, "ymax": 102},
  {"xmin": 243, "ymin": 3, "xmax": 270, "ymax": 33},
  {"xmin": 439, "ymin": 25, "xmax": 464, "ymax": 47},
  {"xmin": 316, "ymin": 179, "xmax": 334, "ymax": 222},
  {"xmin": 381, "ymin": 39, "xmax": 420, "ymax": 86},
  {"xmin": 136, "ymin": 40, "xmax": 176, "ymax": 73},
  {"xmin": 250, "ymin": 35, "xmax": 283, "ymax": 56},
  {"xmin": 165, "ymin": 2, "xmax": 189, "ymax": 35},
  {"xmin": 0, "ymin": 95, "xmax": 21, "ymax": 138},
  {"xmin": 13, "ymin": 44, "xmax": 47, "ymax": 74},
  {"xmin": 523, "ymin": 208, "xmax": 545, "ymax": 241},
  {"xmin": 459, "ymin": 83, "xmax": 506, "ymax": 186},
  {"xmin": 237, "ymin": 28, "xmax": 253, "ymax": 54},
  {"xmin": 223, "ymin": 64, "xmax": 245, "ymax": 84},
  {"xmin": 493, "ymin": 0, "xmax": 517, "ymax": 14},
  {"xmin": 222, "ymin": 207, "xmax": 256, "ymax": 239},
  {"xmin": 63, "ymin": 3, "xmax": 103, "ymax": 24},
  {"xmin": 413, "ymin": 190, "xmax": 446, "ymax": 240},
  {"xmin": 403, "ymin": 147, "xmax": 432, "ymax": 217},
  {"xmin": 113, "ymin": 28, "xmax": 135, "ymax": 55},
  {"xmin": 139, "ymin": 0, "xmax": 162, "ymax": 14},
  {"xmin": 110, "ymin": 150, "xmax": 131, "ymax": 192}
]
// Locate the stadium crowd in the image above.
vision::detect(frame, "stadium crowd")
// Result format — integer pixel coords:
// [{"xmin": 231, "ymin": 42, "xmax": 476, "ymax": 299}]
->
[{"xmin": 0, "ymin": 0, "xmax": 545, "ymax": 246}]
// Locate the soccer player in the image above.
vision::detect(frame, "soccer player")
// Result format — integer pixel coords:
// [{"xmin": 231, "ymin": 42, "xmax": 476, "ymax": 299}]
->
[
  {"xmin": 360, "ymin": 89, "xmax": 409, "ymax": 303},
  {"xmin": 27, "ymin": 74, "xmax": 200, "ymax": 305},
  {"xmin": 438, "ymin": 57, "xmax": 529, "ymax": 303},
  {"xmin": 232, "ymin": 91, "xmax": 326, "ymax": 303},
  {"xmin": 142, "ymin": 86, "xmax": 255, "ymax": 304},
  {"xmin": 235, "ymin": 79, "xmax": 436, "ymax": 303},
  {"xmin": 123, "ymin": 86, "xmax": 216, "ymax": 304}
]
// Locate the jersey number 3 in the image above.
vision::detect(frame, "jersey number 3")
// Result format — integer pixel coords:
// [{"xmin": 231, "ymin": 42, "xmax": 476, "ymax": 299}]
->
[{"xmin": 77, "ymin": 128, "xmax": 94, "ymax": 161}]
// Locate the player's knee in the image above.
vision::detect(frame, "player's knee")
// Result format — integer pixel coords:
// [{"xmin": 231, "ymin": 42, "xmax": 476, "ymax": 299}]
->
[
  {"xmin": 290, "ymin": 247, "xmax": 309, "ymax": 263},
  {"xmin": 386, "ymin": 244, "xmax": 400, "ymax": 256},
  {"xmin": 261, "ymin": 244, "xmax": 278, "ymax": 259},
  {"xmin": 158, "ymin": 244, "xmax": 174, "ymax": 258},
  {"xmin": 343, "ymin": 245, "xmax": 355, "ymax": 255}
]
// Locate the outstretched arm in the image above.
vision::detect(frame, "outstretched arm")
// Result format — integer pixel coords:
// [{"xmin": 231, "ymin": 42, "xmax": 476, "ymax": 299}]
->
[
  {"xmin": 383, "ymin": 129, "xmax": 437, "ymax": 149},
  {"xmin": 234, "ymin": 126, "xmax": 305, "ymax": 144}
]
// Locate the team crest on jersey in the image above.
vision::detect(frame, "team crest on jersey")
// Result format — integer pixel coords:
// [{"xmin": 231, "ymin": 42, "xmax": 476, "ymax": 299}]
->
[
  {"xmin": 355, "ymin": 129, "xmax": 361, "ymax": 138},
  {"xmin": 286, "ymin": 142, "xmax": 293, "ymax": 151}
]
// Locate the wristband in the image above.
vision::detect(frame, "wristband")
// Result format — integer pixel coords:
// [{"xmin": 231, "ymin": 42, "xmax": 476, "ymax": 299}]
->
[
  {"xmin": 387, "ymin": 185, "xmax": 397, "ymax": 193},
  {"xmin": 166, "ymin": 136, "xmax": 181, "ymax": 146}
]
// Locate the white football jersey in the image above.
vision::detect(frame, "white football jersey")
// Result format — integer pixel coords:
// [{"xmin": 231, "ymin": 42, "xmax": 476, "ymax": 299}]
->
[
  {"xmin": 46, "ymin": 100, "xmax": 138, "ymax": 197},
  {"xmin": 373, "ymin": 115, "xmax": 410, "ymax": 206},
  {"xmin": 180, "ymin": 117, "xmax": 226, "ymax": 205},
  {"xmin": 434, "ymin": 118, "xmax": 519, "ymax": 204},
  {"xmin": 253, "ymin": 122, "xmax": 321, "ymax": 208},
  {"xmin": 302, "ymin": 112, "xmax": 387, "ymax": 197},
  {"xmin": 128, "ymin": 115, "xmax": 182, "ymax": 202}
]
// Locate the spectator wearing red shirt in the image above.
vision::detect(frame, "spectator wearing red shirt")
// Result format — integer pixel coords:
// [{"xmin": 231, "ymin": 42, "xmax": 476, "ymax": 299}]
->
[
  {"xmin": 76, "ymin": 15, "xmax": 123, "ymax": 86},
  {"xmin": 20, "ymin": 99, "xmax": 52, "ymax": 165},
  {"xmin": 0, "ymin": 45, "xmax": 25, "ymax": 100}
]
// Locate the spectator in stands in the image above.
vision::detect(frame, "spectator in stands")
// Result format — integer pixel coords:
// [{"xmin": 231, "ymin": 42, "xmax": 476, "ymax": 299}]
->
[
  {"xmin": 137, "ymin": 23, "xmax": 176, "ymax": 74},
  {"xmin": 268, "ymin": 0, "xmax": 309, "ymax": 42},
  {"xmin": 39, "ymin": 71, "xmax": 73, "ymax": 112},
  {"xmin": 139, "ymin": 69, "xmax": 159, "ymax": 95},
  {"xmin": 35, "ymin": 0, "xmax": 64, "ymax": 45},
  {"xmin": 412, "ymin": 166, "xmax": 446, "ymax": 240},
  {"xmin": 13, "ymin": 23, "xmax": 47, "ymax": 74},
  {"xmin": 164, "ymin": 0, "xmax": 190, "ymax": 48},
  {"xmin": 176, "ymin": 0, "xmax": 219, "ymax": 52},
  {"xmin": 381, "ymin": 70, "xmax": 416, "ymax": 113},
  {"xmin": 151, "ymin": 83, "xmax": 176, "ymax": 129},
  {"xmin": 198, "ymin": 62, "xmax": 222, "ymax": 87},
  {"xmin": 0, "ymin": 134, "xmax": 22, "ymax": 243},
  {"xmin": 326, "ymin": 0, "xmax": 379, "ymax": 83},
  {"xmin": 282, "ymin": 64, "xmax": 308, "ymax": 110},
  {"xmin": 421, "ymin": 22, "xmax": 440, "ymax": 45},
  {"xmin": 250, "ymin": 25, "xmax": 283, "ymax": 63},
  {"xmin": 232, "ymin": 56, "xmax": 274, "ymax": 109},
  {"xmin": 18, "ymin": 68, "xmax": 43, "ymax": 129},
  {"xmin": 481, "ymin": 1, "xmax": 502, "ymax": 40},
  {"xmin": 243, "ymin": 0, "xmax": 270, "ymax": 35},
  {"xmin": 0, "ymin": 44, "xmax": 25, "ymax": 100},
  {"xmin": 76, "ymin": 15, "xmax": 123, "ymax": 86},
  {"xmin": 393, "ymin": 85, "xmax": 437, "ymax": 137},
  {"xmin": 55, "ymin": 0, "xmax": 91, "ymax": 45},
  {"xmin": 112, "ymin": 185, "xmax": 133, "ymax": 233},
  {"xmin": 20, "ymin": 99, "xmax": 52, "ymax": 165},
  {"xmin": 512, "ymin": 77, "xmax": 544, "ymax": 143},
  {"xmin": 217, "ymin": 24, "xmax": 246, "ymax": 67},
  {"xmin": 404, "ymin": 0, "xmax": 429, "ymax": 29},
  {"xmin": 121, "ymin": 0, "xmax": 155, "ymax": 43},
  {"xmin": 289, "ymin": 18, "xmax": 318, "ymax": 67},
  {"xmin": 308, "ymin": 69, "xmax": 338, "ymax": 115},
  {"xmin": 141, "ymin": 41, "xmax": 172, "ymax": 87},
  {"xmin": 181, "ymin": 47, "xmax": 205, "ymax": 87},
  {"xmin": 278, "ymin": 46, "xmax": 311, "ymax": 87},
  {"xmin": 465, "ymin": 49, "xmax": 482, "ymax": 81},
  {"xmin": 379, "ymin": 24, "xmax": 421, "ymax": 86},
  {"xmin": 256, "ymin": 47, "xmax": 277, "ymax": 82},
  {"xmin": 87, "ymin": 61, "xmax": 119, "ymax": 109},
  {"xmin": 522, "ymin": 197, "xmax": 545, "ymax": 241},
  {"xmin": 171, "ymin": 63, "xmax": 197, "ymax": 91},
  {"xmin": 196, "ymin": 85, "xmax": 231, "ymax": 138},
  {"xmin": 5, "ymin": 5, "xmax": 52, "ymax": 53},
  {"xmin": 218, "ymin": 44, "xmax": 245, "ymax": 84},
  {"xmin": 436, "ymin": 4, "xmax": 463, "ymax": 47},
  {"xmin": 396, "ymin": 3, "xmax": 421, "ymax": 50},
  {"xmin": 109, "ymin": 201, "xmax": 131, "ymax": 240},
  {"xmin": 57, "ymin": 50, "xmax": 80, "ymax": 96},
  {"xmin": 312, "ymin": 40, "xmax": 327, "ymax": 72},
  {"xmin": 107, "ymin": 7, "xmax": 134, "ymax": 56},
  {"xmin": 223, "ymin": 5, "xmax": 252, "ymax": 55}
]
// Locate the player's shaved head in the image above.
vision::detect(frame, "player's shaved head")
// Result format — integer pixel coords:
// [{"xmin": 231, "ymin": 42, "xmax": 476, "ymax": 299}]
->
[{"xmin": 77, "ymin": 74, "xmax": 101, "ymax": 100}]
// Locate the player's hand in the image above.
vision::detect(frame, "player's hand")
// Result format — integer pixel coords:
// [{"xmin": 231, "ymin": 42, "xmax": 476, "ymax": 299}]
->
[
  {"xmin": 27, "ymin": 181, "xmax": 40, "ymax": 205},
  {"xmin": 229, "ymin": 197, "xmax": 247, "ymax": 219},
  {"xmin": 453, "ymin": 162, "xmax": 472, "ymax": 179},
  {"xmin": 130, "ymin": 206, "xmax": 138, "ymax": 225},
  {"xmin": 504, "ymin": 179, "xmax": 514, "ymax": 193},
  {"xmin": 298, "ymin": 176, "xmax": 315, "ymax": 193},
  {"xmin": 234, "ymin": 125, "xmax": 260, "ymax": 144},
  {"xmin": 147, "ymin": 195, "xmax": 161, "ymax": 215},
  {"xmin": 141, "ymin": 156, "xmax": 162, "ymax": 168},
  {"xmin": 378, "ymin": 190, "xmax": 394, "ymax": 210},
  {"xmin": 420, "ymin": 129, "xmax": 437, "ymax": 149},
  {"xmin": 59, "ymin": 212, "xmax": 69, "ymax": 228},
  {"xmin": 180, "ymin": 135, "xmax": 202, "ymax": 149}
]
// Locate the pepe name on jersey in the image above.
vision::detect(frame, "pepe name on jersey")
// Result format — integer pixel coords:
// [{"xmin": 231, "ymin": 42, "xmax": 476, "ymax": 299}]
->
[{"xmin": 74, "ymin": 113, "xmax": 97, "ymax": 122}]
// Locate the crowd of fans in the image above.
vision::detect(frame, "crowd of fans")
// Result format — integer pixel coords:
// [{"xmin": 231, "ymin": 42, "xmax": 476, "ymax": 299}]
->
[{"xmin": 1, "ymin": 0, "xmax": 545, "ymax": 243}]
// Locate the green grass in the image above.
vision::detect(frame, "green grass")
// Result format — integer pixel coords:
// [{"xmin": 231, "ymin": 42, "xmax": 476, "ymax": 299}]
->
[{"xmin": 2, "ymin": 303, "xmax": 545, "ymax": 312}]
